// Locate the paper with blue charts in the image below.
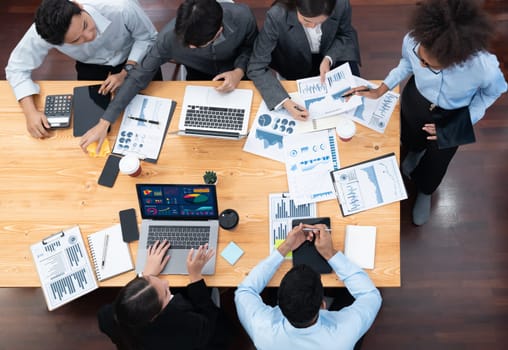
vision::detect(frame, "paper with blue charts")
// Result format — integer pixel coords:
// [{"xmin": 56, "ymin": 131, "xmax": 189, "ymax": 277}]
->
[{"xmin": 284, "ymin": 129, "xmax": 340, "ymax": 205}]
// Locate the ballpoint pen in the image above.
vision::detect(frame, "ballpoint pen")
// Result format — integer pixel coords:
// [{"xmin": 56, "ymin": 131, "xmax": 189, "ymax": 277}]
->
[
  {"xmin": 101, "ymin": 234, "xmax": 109, "ymax": 269},
  {"xmin": 342, "ymin": 88, "xmax": 371, "ymax": 98},
  {"xmin": 302, "ymin": 228, "xmax": 332, "ymax": 232},
  {"xmin": 128, "ymin": 116, "xmax": 159, "ymax": 125}
]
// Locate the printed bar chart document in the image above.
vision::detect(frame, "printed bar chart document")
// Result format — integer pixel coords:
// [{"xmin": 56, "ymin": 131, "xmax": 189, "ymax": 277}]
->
[
  {"xmin": 269, "ymin": 192, "xmax": 316, "ymax": 257},
  {"xmin": 30, "ymin": 226, "xmax": 98, "ymax": 311}
]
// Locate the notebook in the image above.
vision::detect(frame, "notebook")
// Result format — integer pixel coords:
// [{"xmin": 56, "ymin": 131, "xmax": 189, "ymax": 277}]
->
[
  {"xmin": 88, "ymin": 224, "xmax": 134, "ymax": 281},
  {"xmin": 73, "ymin": 84, "xmax": 111, "ymax": 137},
  {"xmin": 178, "ymin": 85, "xmax": 253, "ymax": 139},
  {"xmin": 135, "ymin": 184, "xmax": 220, "ymax": 275},
  {"xmin": 344, "ymin": 225, "xmax": 377, "ymax": 269}
]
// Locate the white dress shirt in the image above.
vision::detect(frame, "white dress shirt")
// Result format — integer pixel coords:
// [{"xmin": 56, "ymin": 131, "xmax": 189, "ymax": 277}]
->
[{"xmin": 5, "ymin": 0, "xmax": 157, "ymax": 101}]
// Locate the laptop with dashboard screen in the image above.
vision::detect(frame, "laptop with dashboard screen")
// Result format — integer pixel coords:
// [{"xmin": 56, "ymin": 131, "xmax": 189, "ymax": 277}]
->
[
  {"xmin": 135, "ymin": 184, "xmax": 219, "ymax": 275},
  {"xmin": 178, "ymin": 85, "xmax": 253, "ymax": 139}
]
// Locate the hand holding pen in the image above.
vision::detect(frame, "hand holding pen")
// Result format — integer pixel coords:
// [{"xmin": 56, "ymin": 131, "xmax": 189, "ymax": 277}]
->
[
  {"xmin": 283, "ymin": 99, "xmax": 309, "ymax": 121},
  {"xmin": 342, "ymin": 83, "xmax": 389, "ymax": 100}
]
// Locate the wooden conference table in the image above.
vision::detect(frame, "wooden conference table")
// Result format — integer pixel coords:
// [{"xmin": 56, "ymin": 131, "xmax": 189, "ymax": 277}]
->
[{"xmin": 0, "ymin": 80, "xmax": 400, "ymax": 288}]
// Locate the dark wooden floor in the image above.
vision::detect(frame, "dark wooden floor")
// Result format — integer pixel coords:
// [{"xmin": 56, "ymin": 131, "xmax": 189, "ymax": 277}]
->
[{"xmin": 1, "ymin": 1, "xmax": 507, "ymax": 349}]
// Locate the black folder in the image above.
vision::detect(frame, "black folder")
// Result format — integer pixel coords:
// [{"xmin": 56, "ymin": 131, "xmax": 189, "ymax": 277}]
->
[
  {"xmin": 72, "ymin": 84, "xmax": 111, "ymax": 137},
  {"xmin": 291, "ymin": 217, "xmax": 332, "ymax": 274}
]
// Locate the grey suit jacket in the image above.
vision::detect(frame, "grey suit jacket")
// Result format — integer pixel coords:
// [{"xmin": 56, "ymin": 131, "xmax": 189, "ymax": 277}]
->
[
  {"xmin": 247, "ymin": 0, "xmax": 360, "ymax": 109},
  {"xmin": 102, "ymin": 2, "xmax": 258, "ymax": 123}
]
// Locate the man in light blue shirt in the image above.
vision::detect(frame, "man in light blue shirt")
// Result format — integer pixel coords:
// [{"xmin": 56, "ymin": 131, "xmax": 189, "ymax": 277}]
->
[
  {"xmin": 5, "ymin": 0, "xmax": 158, "ymax": 139},
  {"xmin": 235, "ymin": 223, "xmax": 382, "ymax": 350}
]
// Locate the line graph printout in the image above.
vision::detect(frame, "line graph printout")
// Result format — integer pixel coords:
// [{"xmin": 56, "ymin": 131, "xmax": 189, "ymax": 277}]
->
[
  {"xmin": 331, "ymin": 153, "xmax": 407, "ymax": 216},
  {"xmin": 284, "ymin": 129, "xmax": 340, "ymax": 205},
  {"xmin": 346, "ymin": 76, "xmax": 400, "ymax": 133},
  {"xmin": 297, "ymin": 63, "xmax": 362, "ymax": 119},
  {"xmin": 30, "ymin": 226, "xmax": 98, "ymax": 311},
  {"xmin": 269, "ymin": 193, "xmax": 317, "ymax": 257}
]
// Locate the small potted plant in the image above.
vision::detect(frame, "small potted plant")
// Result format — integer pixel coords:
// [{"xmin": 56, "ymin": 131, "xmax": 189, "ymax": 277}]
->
[{"xmin": 203, "ymin": 170, "xmax": 218, "ymax": 185}]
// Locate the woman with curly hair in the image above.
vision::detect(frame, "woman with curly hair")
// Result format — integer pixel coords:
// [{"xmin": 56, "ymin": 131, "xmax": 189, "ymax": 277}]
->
[{"xmin": 351, "ymin": 0, "xmax": 507, "ymax": 225}]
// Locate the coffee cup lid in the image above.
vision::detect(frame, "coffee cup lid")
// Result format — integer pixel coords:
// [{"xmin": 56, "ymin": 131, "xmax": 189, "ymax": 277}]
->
[
  {"xmin": 119, "ymin": 154, "xmax": 140, "ymax": 174},
  {"xmin": 336, "ymin": 118, "xmax": 356, "ymax": 138}
]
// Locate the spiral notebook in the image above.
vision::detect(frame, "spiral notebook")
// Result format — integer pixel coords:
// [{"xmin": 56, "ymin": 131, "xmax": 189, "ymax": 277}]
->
[{"xmin": 88, "ymin": 224, "xmax": 134, "ymax": 281}]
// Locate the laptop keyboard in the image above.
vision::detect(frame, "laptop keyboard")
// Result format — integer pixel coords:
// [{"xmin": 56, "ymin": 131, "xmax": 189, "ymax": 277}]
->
[
  {"xmin": 184, "ymin": 105, "xmax": 245, "ymax": 131},
  {"xmin": 147, "ymin": 225, "xmax": 211, "ymax": 249}
]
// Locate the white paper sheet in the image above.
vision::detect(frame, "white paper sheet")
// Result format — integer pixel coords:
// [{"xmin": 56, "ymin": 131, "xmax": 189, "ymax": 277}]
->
[
  {"xmin": 284, "ymin": 129, "xmax": 340, "ymax": 205},
  {"xmin": 297, "ymin": 63, "xmax": 362, "ymax": 119},
  {"xmin": 112, "ymin": 94, "xmax": 173, "ymax": 161}
]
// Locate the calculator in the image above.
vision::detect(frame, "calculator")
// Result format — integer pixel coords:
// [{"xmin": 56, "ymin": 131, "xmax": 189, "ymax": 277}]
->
[{"xmin": 44, "ymin": 94, "xmax": 73, "ymax": 128}]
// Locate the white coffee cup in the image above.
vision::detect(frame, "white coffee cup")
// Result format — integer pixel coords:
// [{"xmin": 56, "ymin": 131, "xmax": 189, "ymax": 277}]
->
[
  {"xmin": 119, "ymin": 154, "xmax": 142, "ymax": 177},
  {"xmin": 336, "ymin": 118, "xmax": 356, "ymax": 142}
]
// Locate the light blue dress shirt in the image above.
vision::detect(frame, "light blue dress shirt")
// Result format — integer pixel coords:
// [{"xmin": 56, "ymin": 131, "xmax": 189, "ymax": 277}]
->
[
  {"xmin": 383, "ymin": 33, "xmax": 507, "ymax": 124},
  {"xmin": 234, "ymin": 250, "xmax": 382, "ymax": 350},
  {"xmin": 6, "ymin": 0, "xmax": 157, "ymax": 101}
]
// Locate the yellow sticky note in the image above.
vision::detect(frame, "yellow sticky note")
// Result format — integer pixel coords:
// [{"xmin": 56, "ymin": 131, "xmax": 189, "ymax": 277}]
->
[
  {"xmin": 275, "ymin": 239, "xmax": 292, "ymax": 258},
  {"xmin": 86, "ymin": 139, "xmax": 111, "ymax": 158}
]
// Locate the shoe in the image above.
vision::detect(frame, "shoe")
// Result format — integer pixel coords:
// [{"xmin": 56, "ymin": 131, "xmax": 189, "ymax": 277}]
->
[
  {"xmin": 402, "ymin": 150, "xmax": 426, "ymax": 179},
  {"xmin": 412, "ymin": 192, "xmax": 431, "ymax": 226}
]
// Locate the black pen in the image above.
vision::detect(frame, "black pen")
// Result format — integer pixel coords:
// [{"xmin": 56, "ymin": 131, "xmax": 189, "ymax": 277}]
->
[
  {"xmin": 128, "ymin": 116, "xmax": 159, "ymax": 125},
  {"xmin": 294, "ymin": 105, "xmax": 304, "ymax": 112},
  {"xmin": 342, "ymin": 88, "xmax": 370, "ymax": 98}
]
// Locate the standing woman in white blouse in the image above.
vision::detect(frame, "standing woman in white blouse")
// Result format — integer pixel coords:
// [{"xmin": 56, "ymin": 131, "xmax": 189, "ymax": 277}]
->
[{"xmin": 248, "ymin": 0, "xmax": 360, "ymax": 121}]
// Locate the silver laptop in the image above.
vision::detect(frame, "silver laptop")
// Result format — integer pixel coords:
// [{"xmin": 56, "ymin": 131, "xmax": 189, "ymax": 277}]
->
[
  {"xmin": 135, "ymin": 184, "xmax": 219, "ymax": 275},
  {"xmin": 178, "ymin": 85, "xmax": 253, "ymax": 139}
]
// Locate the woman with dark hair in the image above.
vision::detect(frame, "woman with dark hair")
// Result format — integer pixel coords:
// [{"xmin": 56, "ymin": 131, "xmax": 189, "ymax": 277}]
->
[
  {"xmin": 97, "ymin": 241, "xmax": 231, "ymax": 350},
  {"xmin": 248, "ymin": 0, "xmax": 360, "ymax": 121},
  {"xmin": 351, "ymin": 0, "xmax": 507, "ymax": 226}
]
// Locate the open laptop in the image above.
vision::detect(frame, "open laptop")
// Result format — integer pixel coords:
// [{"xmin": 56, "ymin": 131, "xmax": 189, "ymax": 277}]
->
[
  {"xmin": 178, "ymin": 85, "xmax": 253, "ymax": 139},
  {"xmin": 135, "ymin": 184, "xmax": 219, "ymax": 275}
]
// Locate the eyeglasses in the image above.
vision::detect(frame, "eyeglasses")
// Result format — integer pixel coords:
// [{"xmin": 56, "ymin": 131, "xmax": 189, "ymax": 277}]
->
[{"xmin": 412, "ymin": 45, "xmax": 441, "ymax": 75}]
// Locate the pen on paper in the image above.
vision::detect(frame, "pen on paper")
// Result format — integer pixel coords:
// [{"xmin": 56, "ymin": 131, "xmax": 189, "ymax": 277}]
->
[
  {"xmin": 128, "ymin": 116, "xmax": 159, "ymax": 125},
  {"xmin": 302, "ymin": 228, "xmax": 332, "ymax": 232},
  {"xmin": 101, "ymin": 234, "xmax": 109, "ymax": 269},
  {"xmin": 342, "ymin": 88, "xmax": 370, "ymax": 98}
]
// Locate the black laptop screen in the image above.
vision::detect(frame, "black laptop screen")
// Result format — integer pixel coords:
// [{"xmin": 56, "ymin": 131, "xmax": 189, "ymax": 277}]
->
[{"xmin": 136, "ymin": 184, "xmax": 219, "ymax": 220}]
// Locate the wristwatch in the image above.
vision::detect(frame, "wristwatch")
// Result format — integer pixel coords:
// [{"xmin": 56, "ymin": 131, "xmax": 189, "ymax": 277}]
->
[{"xmin": 123, "ymin": 63, "xmax": 135, "ymax": 73}]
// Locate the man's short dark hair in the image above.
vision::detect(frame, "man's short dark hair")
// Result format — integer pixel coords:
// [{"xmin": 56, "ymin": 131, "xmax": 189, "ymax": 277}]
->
[
  {"xmin": 278, "ymin": 264, "xmax": 324, "ymax": 328},
  {"xmin": 35, "ymin": 0, "xmax": 82, "ymax": 45},
  {"xmin": 175, "ymin": 0, "xmax": 223, "ymax": 47},
  {"xmin": 409, "ymin": 0, "xmax": 494, "ymax": 68}
]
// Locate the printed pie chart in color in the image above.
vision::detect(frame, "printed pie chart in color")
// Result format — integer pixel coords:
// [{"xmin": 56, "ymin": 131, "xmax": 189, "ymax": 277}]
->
[{"xmin": 184, "ymin": 193, "xmax": 208, "ymax": 203}]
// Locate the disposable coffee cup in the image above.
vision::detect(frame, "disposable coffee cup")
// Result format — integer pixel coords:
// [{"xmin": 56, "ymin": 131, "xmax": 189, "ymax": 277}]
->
[
  {"xmin": 336, "ymin": 118, "xmax": 356, "ymax": 142},
  {"xmin": 119, "ymin": 154, "xmax": 142, "ymax": 177}
]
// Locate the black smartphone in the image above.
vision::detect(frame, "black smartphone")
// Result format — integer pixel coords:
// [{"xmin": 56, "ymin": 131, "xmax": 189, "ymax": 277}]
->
[
  {"xmin": 98, "ymin": 155, "xmax": 120, "ymax": 188},
  {"xmin": 119, "ymin": 208, "xmax": 139, "ymax": 243}
]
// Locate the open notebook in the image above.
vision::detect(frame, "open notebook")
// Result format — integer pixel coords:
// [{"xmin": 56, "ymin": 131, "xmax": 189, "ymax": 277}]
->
[{"xmin": 88, "ymin": 224, "xmax": 134, "ymax": 281}]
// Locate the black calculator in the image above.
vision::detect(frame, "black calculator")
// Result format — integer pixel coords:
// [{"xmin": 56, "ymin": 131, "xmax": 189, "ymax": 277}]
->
[{"xmin": 44, "ymin": 94, "xmax": 73, "ymax": 128}]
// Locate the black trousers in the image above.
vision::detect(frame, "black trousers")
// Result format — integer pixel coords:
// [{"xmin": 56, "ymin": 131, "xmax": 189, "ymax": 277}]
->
[
  {"xmin": 75, "ymin": 61, "xmax": 163, "ymax": 81},
  {"xmin": 401, "ymin": 76, "xmax": 458, "ymax": 194}
]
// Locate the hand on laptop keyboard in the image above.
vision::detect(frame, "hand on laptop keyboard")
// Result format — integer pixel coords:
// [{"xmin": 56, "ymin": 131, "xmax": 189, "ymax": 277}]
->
[
  {"xmin": 187, "ymin": 243, "xmax": 215, "ymax": 283},
  {"xmin": 143, "ymin": 240, "xmax": 171, "ymax": 276}
]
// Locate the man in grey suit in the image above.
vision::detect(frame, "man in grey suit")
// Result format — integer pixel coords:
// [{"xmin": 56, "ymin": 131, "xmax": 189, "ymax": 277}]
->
[
  {"xmin": 80, "ymin": 0, "xmax": 258, "ymax": 153},
  {"xmin": 248, "ymin": 0, "xmax": 360, "ymax": 121}
]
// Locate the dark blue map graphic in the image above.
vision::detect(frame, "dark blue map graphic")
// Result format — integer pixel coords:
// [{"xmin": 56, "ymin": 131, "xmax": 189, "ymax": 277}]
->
[{"xmin": 255, "ymin": 129, "xmax": 283, "ymax": 149}]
